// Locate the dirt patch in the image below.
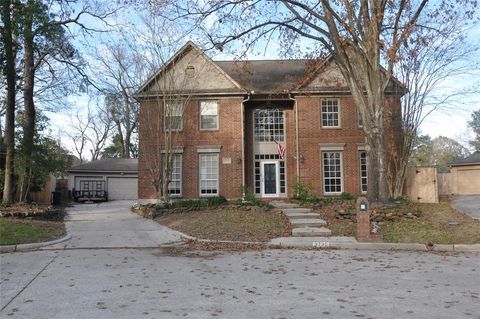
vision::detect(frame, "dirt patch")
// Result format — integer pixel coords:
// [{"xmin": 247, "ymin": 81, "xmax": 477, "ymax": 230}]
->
[{"xmin": 155, "ymin": 206, "xmax": 291, "ymax": 242}]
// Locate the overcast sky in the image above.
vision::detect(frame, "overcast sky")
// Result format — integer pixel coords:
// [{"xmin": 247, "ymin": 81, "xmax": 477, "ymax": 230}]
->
[{"xmin": 45, "ymin": 4, "xmax": 480, "ymax": 156}]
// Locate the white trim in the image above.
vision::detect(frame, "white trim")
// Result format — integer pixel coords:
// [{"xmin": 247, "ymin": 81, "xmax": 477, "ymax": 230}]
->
[
  {"xmin": 322, "ymin": 151, "xmax": 344, "ymax": 195},
  {"xmin": 196, "ymin": 145, "xmax": 222, "ymax": 153},
  {"xmin": 199, "ymin": 100, "xmax": 219, "ymax": 130},
  {"xmin": 320, "ymin": 98, "xmax": 341, "ymax": 128},
  {"xmin": 198, "ymin": 153, "xmax": 219, "ymax": 197},
  {"xmin": 260, "ymin": 160, "xmax": 280, "ymax": 197},
  {"xmin": 320, "ymin": 143, "xmax": 345, "ymax": 151},
  {"xmin": 357, "ymin": 144, "xmax": 366, "ymax": 151},
  {"xmin": 168, "ymin": 154, "xmax": 183, "ymax": 197},
  {"xmin": 161, "ymin": 146, "xmax": 184, "ymax": 154}
]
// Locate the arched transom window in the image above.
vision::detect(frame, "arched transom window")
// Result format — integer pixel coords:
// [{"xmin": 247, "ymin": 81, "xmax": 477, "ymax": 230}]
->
[{"xmin": 253, "ymin": 108, "xmax": 284, "ymax": 142}]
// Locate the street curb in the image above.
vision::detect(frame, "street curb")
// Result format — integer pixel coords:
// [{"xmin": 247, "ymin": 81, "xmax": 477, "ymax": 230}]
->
[
  {"xmin": 267, "ymin": 241, "xmax": 428, "ymax": 251},
  {"xmin": 0, "ymin": 233, "xmax": 72, "ymax": 253},
  {"xmin": 180, "ymin": 233, "xmax": 264, "ymax": 245}
]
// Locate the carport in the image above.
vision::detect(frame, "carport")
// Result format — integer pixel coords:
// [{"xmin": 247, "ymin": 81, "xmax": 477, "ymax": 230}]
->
[
  {"xmin": 450, "ymin": 152, "xmax": 480, "ymax": 195},
  {"xmin": 67, "ymin": 158, "xmax": 138, "ymax": 200}
]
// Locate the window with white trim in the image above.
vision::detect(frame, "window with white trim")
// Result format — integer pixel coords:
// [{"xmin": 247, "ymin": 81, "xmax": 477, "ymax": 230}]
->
[
  {"xmin": 323, "ymin": 151, "xmax": 343, "ymax": 194},
  {"xmin": 321, "ymin": 99, "xmax": 340, "ymax": 127},
  {"xmin": 168, "ymin": 154, "xmax": 182, "ymax": 196},
  {"xmin": 164, "ymin": 102, "xmax": 183, "ymax": 131},
  {"xmin": 358, "ymin": 110, "xmax": 364, "ymax": 128},
  {"xmin": 254, "ymin": 108, "xmax": 284, "ymax": 142},
  {"xmin": 200, "ymin": 100, "xmax": 219, "ymax": 130},
  {"xmin": 199, "ymin": 153, "xmax": 219, "ymax": 196},
  {"xmin": 359, "ymin": 151, "xmax": 367, "ymax": 193}
]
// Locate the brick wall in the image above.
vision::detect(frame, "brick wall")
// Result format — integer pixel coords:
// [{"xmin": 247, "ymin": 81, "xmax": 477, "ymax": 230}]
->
[
  {"xmin": 138, "ymin": 94, "xmax": 401, "ymax": 199},
  {"xmin": 138, "ymin": 97, "xmax": 244, "ymax": 199}
]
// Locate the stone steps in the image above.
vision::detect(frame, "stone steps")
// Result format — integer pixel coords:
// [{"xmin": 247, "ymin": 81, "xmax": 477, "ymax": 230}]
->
[
  {"xmin": 278, "ymin": 203, "xmax": 333, "ymax": 237},
  {"xmin": 285, "ymin": 212, "xmax": 324, "ymax": 219},
  {"xmin": 292, "ymin": 227, "xmax": 332, "ymax": 237},
  {"xmin": 290, "ymin": 218, "xmax": 327, "ymax": 227}
]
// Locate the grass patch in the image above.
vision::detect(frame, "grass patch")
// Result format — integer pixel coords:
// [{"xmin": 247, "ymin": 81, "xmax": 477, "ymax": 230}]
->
[
  {"xmin": 381, "ymin": 201, "xmax": 480, "ymax": 244},
  {"xmin": 156, "ymin": 207, "xmax": 290, "ymax": 242},
  {"xmin": 0, "ymin": 219, "xmax": 66, "ymax": 245}
]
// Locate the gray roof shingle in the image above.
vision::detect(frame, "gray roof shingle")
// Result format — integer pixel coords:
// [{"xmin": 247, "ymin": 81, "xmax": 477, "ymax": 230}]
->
[
  {"xmin": 68, "ymin": 158, "xmax": 138, "ymax": 172},
  {"xmin": 451, "ymin": 152, "xmax": 480, "ymax": 166},
  {"xmin": 214, "ymin": 60, "xmax": 324, "ymax": 93}
]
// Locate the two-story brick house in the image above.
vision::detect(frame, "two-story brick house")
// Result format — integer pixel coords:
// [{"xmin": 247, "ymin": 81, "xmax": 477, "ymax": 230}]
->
[{"xmin": 135, "ymin": 41, "xmax": 402, "ymax": 200}]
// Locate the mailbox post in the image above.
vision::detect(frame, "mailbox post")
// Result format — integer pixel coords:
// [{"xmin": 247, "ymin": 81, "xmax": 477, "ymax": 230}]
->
[
  {"xmin": 356, "ymin": 197, "xmax": 371, "ymax": 241},
  {"xmin": 355, "ymin": 197, "xmax": 382, "ymax": 242}
]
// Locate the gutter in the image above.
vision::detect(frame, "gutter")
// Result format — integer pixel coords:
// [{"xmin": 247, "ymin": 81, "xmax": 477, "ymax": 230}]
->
[
  {"xmin": 241, "ymin": 93, "xmax": 251, "ymax": 200},
  {"xmin": 288, "ymin": 94, "xmax": 300, "ymax": 187}
]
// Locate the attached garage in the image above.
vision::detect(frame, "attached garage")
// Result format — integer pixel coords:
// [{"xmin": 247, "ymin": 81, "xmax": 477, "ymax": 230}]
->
[
  {"xmin": 450, "ymin": 153, "xmax": 480, "ymax": 195},
  {"xmin": 67, "ymin": 159, "xmax": 138, "ymax": 201}
]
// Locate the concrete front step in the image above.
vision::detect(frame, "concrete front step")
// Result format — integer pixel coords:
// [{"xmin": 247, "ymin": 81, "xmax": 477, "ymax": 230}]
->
[
  {"xmin": 285, "ymin": 212, "xmax": 323, "ymax": 219},
  {"xmin": 292, "ymin": 227, "xmax": 332, "ymax": 237},
  {"xmin": 290, "ymin": 218, "xmax": 327, "ymax": 227},
  {"xmin": 282, "ymin": 208, "xmax": 312, "ymax": 214},
  {"xmin": 271, "ymin": 202, "xmax": 301, "ymax": 209}
]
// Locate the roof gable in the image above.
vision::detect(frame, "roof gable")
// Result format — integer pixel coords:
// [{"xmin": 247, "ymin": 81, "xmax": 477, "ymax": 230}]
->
[{"xmin": 135, "ymin": 41, "xmax": 243, "ymax": 97}]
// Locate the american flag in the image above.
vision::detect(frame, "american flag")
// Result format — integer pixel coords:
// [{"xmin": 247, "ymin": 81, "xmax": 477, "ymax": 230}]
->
[{"xmin": 275, "ymin": 140, "xmax": 286, "ymax": 159}]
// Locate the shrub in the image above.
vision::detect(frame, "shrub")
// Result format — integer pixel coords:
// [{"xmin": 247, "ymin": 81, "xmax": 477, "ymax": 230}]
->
[
  {"xmin": 292, "ymin": 181, "xmax": 318, "ymax": 203},
  {"xmin": 340, "ymin": 192, "xmax": 355, "ymax": 200}
]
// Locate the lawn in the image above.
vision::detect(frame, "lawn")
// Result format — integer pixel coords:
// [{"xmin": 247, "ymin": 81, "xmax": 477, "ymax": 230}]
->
[
  {"xmin": 381, "ymin": 201, "xmax": 480, "ymax": 244},
  {"xmin": 311, "ymin": 199, "xmax": 480, "ymax": 244},
  {"xmin": 0, "ymin": 219, "xmax": 66, "ymax": 245},
  {"xmin": 155, "ymin": 207, "xmax": 291, "ymax": 242}
]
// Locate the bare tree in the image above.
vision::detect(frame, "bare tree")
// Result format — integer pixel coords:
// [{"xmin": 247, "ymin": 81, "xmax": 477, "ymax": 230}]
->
[
  {"xmin": 67, "ymin": 104, "xmax": 112, "ymax": 163},
  {"xmin": 387, "ymin": 15, "xmax": 479, "ymax": 198},
  {"xmin": 167, "ymin": 0, "xmax": 477, "ymax": 203},
  {"xmin": 94, "ymin": 44, "xmax": 143, "ymax": 158}
]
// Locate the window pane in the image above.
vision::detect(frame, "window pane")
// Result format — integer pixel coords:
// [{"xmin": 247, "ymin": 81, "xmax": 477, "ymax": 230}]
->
[
  {"xmin": 321, "ymin": 99, "xmax": 340, "ymax": 127},
  {"xmin": 168, "ymin": 154, "xmax": 182, "ymax": 196},
  {"xmin": 200, "ymin": 101, "xmax": 219, "ymax": 129},
  {"xmin": 360, "ymin": 151, "xmax": 368, "ymax": 193},
  {"xmin": 254, "ymin": 108, "xmax": 284, "ymax": 142},
  {"xmin": 199, "ymin": 153, "xmax": 218, "ymax": 196},
  {"xmin": 323, "ymin": 151, "xmax": 342, "ymax": 194}
]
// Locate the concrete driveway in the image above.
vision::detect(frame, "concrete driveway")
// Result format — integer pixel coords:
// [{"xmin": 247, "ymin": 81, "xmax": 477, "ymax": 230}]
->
[
  {"xmin": 49, "ymin": 200, "xmax": 183, "ymax": 249},
  {"xmin": 452, "ymin": 195, "xmax": 480, "ymax": 220}
]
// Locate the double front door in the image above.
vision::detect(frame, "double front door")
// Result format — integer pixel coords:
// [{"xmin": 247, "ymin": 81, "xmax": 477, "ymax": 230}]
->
[{"xmin": 260, "ymin": 160, "xmax": 280, "ymax": 197}]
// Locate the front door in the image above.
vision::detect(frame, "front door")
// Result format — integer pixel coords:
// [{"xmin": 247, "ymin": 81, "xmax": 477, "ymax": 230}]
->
[{"xmin": 261, "ymin": 161, "xmax": 279, "ymax": 197}]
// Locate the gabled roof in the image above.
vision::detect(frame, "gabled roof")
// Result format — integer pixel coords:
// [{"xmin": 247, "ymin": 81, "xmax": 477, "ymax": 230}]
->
[
  {"xmin": 135, "ymin": 41, "xmax": 243, "ymax": 96},
  {"xmin": 68, "ymin": 158, "xmax": 138, "ymax": 173},
  {"xmin": 451, "ymin": 152, "xmax": 480, "ymax": 166}
]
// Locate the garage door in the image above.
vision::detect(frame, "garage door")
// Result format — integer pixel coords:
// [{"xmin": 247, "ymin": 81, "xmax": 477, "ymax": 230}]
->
[
  {"xmin": 107, "ymin": 177, "xmax": 138, "ymax": 200},
  {"xmin": 457, "ymin": 169, "xmax": 480, "ymax": 195}
]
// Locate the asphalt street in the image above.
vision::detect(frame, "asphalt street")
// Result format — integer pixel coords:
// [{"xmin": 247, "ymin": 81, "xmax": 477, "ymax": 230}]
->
[{"xmin": 1, "ymin": 248, "xmax": 479, "ymax": 318}]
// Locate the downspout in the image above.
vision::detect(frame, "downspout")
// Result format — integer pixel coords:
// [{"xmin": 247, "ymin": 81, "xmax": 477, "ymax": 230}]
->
[
  {"xmin": 241, "ymin": 93, "xmax": 251, "ymax": 200},
  {"xmin": 288, "ymin": 94, "xmax": 300, "ymax": 189}
]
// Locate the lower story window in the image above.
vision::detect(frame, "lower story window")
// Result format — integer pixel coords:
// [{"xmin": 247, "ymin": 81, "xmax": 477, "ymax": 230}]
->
[
  {"xmin": 199, "ymin": 153, "xmax": 219, "ymax": 196},
  {"xmin": 359, "ymin": 151, "xmax": 367, "ymax": 193},
  {"xmin": 323, "ymin": 152, "xmax": 342, "ymax": 194},
  {"xmin": 168, "ymin": 154, "xmax": 182, "ymax": 196}
]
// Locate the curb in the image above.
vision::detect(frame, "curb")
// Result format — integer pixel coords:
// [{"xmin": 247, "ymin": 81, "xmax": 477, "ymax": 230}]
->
[{"xmin": 0, "ymin": 233, "xmax": 72, "ymax": 253}]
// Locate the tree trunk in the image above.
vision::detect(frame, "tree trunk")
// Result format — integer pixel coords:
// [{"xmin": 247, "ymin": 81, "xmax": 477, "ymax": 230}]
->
[
  {"xmin": 20, "ymin": 0, "xmax": 36, "ymax": 202},
  {"xmin": 1, "ymin": 0, "xmax": 16, "ymax": 204}
]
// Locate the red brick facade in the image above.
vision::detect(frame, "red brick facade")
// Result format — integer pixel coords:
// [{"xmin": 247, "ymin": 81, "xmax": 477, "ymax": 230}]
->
[{"xmin": 138, "ymin": 95, "xmax": 401, "ymax": 199}]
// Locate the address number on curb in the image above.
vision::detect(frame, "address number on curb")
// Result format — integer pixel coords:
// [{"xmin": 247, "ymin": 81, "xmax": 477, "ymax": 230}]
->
[{"xmin": 312, "ymin": 241, "xmax": 330, "ymax": 248}]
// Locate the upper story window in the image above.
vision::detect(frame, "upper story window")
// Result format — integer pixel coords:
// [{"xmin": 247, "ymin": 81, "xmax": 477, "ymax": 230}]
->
[
  {"xmin": 164, "ymin": 102, "xmax": 183, "ymax": 131},
  {"xmin": 321, "ymin": 99, "xmax": 340, "ymax": 128},
  {"xmin": 254, "ymin": 108, "xmax": 284, "ymax": 142},
  {"xmin": 358, "ymin": 109, "xmax": 364, "ymax": 128},
  {"xmin": 200, "ymin": 100, "xmax": 219, "ymax": 130}
]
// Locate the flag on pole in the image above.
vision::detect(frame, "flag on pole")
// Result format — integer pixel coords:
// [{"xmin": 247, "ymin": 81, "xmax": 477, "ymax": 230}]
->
[{"xmin": 274, "ymin": 140, "xmax": 286, "ymax": 159}]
